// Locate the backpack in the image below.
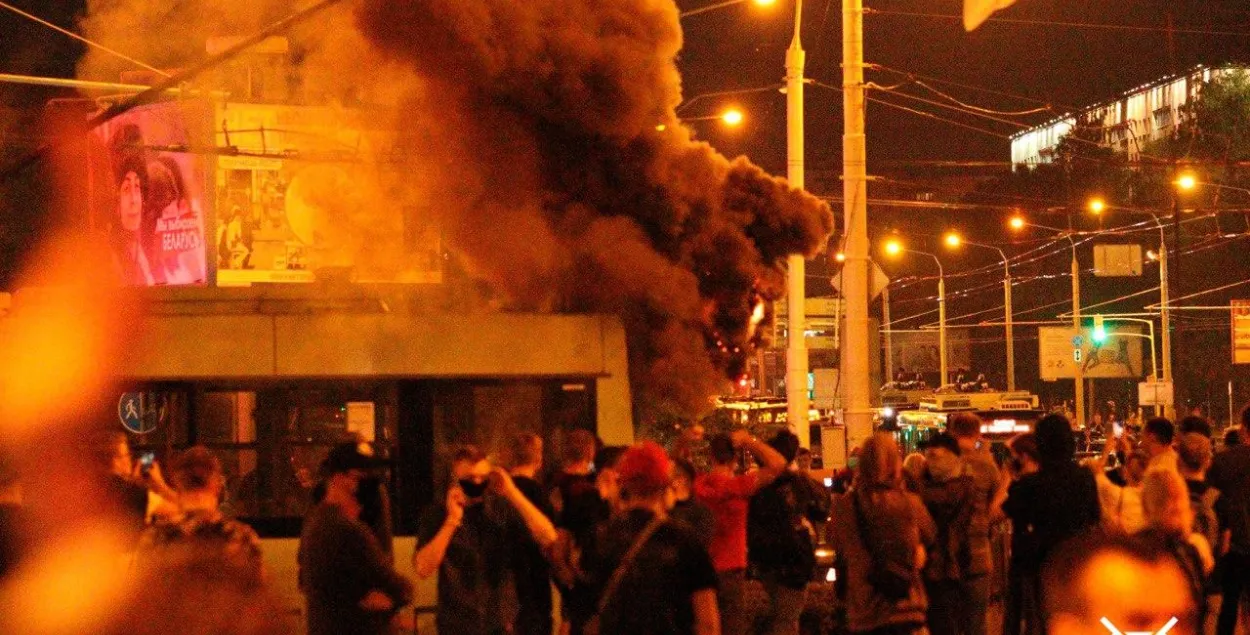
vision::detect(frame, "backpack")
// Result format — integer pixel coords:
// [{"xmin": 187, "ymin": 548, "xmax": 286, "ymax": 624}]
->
[
  {"xmin": 748, "ymin": 473, "xmax": 827, "ymax": 585},
  {"xmin": 851, "ymin": 489, "xmax": 918, "ymax": 601}
]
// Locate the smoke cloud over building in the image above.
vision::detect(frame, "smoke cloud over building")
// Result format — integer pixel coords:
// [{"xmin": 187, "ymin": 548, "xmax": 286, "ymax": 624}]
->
[{"xmin": 75, "ymin": 0, "xmax": 835, "ymax": 417}]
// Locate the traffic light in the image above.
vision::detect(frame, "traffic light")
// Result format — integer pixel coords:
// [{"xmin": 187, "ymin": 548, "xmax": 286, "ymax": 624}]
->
[{"xmin": 1093, "ymin": 315, "xmax": 1107, "ymax": 343}]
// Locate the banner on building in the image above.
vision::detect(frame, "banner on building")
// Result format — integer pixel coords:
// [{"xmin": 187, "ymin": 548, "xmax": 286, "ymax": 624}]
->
[
  {"xmin": 90, "ymin": 101, "xmax": 211, "ymax": 287},
  {"xmin": 1233, "ymin": 300, "xmax": 1250, "ymax": 364},
  {"xmin": 214, "ymin": 104, "xmax": 442, "ymax": 286},
  {"xmin": 1039, "ymin": 325, "xmax": 1145, "ymax": 380},
  {"xmin": 889, "ymin": 329, "xmax": 972, "ymax": 377}
]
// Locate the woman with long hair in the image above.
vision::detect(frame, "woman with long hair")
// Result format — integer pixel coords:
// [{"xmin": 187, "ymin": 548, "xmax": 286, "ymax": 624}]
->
[
  {"xmin": 107, "ymin": 124, "xmax": 155, "ymax": 285},
  {"xmin": 830, "ymin": 432, "xmax": 937, "ymax": 635}
]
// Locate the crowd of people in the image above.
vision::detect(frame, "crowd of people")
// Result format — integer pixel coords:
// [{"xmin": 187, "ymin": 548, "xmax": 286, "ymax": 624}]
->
[{"xmin": 3, "ymin": 407, "xmax": 1250, "ymax": 635}]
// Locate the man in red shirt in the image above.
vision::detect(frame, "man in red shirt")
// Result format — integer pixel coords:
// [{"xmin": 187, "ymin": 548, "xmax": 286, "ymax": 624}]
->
[{"xmin": 695, "ymin": 429, "xmax": 787, "ymax": 635}]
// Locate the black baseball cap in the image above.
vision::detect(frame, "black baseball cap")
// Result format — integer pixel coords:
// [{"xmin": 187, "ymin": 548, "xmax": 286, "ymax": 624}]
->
[{"xmin": 319, "ymin": 442, "xmax": 389, "ymax": 476}]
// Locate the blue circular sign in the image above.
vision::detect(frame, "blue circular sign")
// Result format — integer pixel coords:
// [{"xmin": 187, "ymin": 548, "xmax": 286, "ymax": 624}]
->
[{"xmin": 118, "ymin": 392, "xmax": 155, "ymax": 434}]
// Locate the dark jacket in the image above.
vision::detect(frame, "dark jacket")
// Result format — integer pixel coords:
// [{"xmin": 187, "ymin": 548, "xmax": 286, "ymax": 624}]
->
[
  {"xmin": 1001, "ymin": 462, "xmax": 1101, "ymax": 574},
  {"xmin": 748, "ymin": 470, "xmax": 830, "ymax": 588},
  {"xmin": 919, "ymin": 468, "xmax": 989, "ymax": 581},
  {"xmin": 299, "ymin": 503, "xmax": 413, "ymax": 635},
  {"xmin": 1210, "ymin": 446, "xmax": 1250, "ymax": 554}
]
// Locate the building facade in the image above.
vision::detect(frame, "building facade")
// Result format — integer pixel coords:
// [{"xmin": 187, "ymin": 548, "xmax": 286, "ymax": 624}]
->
[{"xmin": 1010, "ymin": 65, "xmax": 1245, "ymax": 165}]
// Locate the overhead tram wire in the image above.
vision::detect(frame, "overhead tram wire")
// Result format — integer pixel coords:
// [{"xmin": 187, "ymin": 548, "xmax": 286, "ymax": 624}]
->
[
  {"xmin": 866, "ymin": 83, "xmax": 1035, "ymax": 129},
  {"xmin": 865, "ymin": 8, "xmax": 1250, "ymax": 38},
  {"xmin": 0, "ymin": 0, "xmax": 172, "ymax": 78},
  {"xmin": 810, "ymin": 80, "xmax": 1012, "ymax": 140},
  {"xmin": 869, "ymin": 64, "xmax": 1075, "ymax": 112},
  {"xmin": 888, "ymin": 223, "xmax": 1241, "ymax": 322},
  {"xmin": 0, "ymin": 0, "xmax": 351, "ymax": 182}
]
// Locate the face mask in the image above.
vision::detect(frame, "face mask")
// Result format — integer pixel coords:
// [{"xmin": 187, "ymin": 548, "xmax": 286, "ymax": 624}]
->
[{"xmin": 459, "ymin": 478, "xmax": 488, "ymax": 499}]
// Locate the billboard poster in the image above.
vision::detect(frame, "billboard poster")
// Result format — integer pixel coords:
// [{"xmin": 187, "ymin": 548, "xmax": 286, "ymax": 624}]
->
[
  {"xmin": 1039, "ymin": 325, "xmax": 1145, "ymax": 380},
  {"xmin": 214, "ymin": 103, "xmax": 442, "ymax": 286},
  {"xmin": 90, "ymin": 101, "xmax": 210, "ymax": 286},
  {"xmin": 1234, "ymin": 300, "xmax": 1250, "ymax": 364},
  {"xmin": 889, "ymin": 329, "xmax": 972, "ymax": 378}
]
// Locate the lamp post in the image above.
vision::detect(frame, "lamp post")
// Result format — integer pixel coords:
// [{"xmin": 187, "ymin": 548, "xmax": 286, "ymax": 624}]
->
[
  {"xmin": 782, "ymin": 0, "xmax": 810, "ymax": 447},
  {"xmin": 885, "ymin": 240, "xmax": 947, "ymax": 387},
  {"xmin": 1089, "ymin": 201, "xmax": 1172, "ymax": 418},
  {"xmin": 1011, "ymin": 215, "xmax": 1084, "ymax": 428},
  {"xmin": 946, "ymin": 233, "xmax": 1015, "ymax": 391}
]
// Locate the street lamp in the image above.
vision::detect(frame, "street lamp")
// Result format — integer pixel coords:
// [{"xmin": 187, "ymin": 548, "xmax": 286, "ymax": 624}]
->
[
  {"xmin": 680, "ymin": 0, "xmax": 776, "ymax": 18},
  {"xmin": 1010, "ymin": 215, "xmax": 1084, "ymax": 426},
  {"xmin": 1089, "ymin": 198, "xmax": 1107, "ymax": 215},
  {"xmin": 945, "ymin": 231, "xmax": 1016, "ymax": 391},
  {"xmin": 666, "ymin": 108, "xmax": 747, "ymax": 130},
  {"xmin": 883, "ymin": 239, "xmax": 948, "ymax": 388}
]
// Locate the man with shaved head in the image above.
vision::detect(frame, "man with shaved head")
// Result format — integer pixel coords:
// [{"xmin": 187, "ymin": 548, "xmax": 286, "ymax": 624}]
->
[{"xmin": 1041, "ymin": 531, "xmax": 1198, "ymax": 635}]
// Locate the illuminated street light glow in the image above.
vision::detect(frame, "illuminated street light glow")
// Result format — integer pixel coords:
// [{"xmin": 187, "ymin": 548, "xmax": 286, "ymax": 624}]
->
[
  {"xmin": 1146, "ymin": 249, "xmax": 1159, "ymax": 262},
  {"xmin": 754, "ymin": 0, "xmax": 777, "ymax": 6},
  {"xmin": 721, "ymin": 108, "xmax": 745, "ymax": 126},
  {"xmin": 1089, "ymin": 198, "xmax": 1106, "ymax": 215},
  {"xmin": 655, "ymin": 124, "xmax": 667, "ymax": 132},
  {"xmin": 834, "ymin": 252, "xmax": 846, "ymax": 263},
  {"xmin": 944, "ymin": 232, "xmax": 962, "ymax": 248},
  {"xmin": 884, "ymin": 239, "xmax": 903, "ymax": 257},
  {"xmin": 1177, "ymin": 173, "xmax": 1198, "ymax": 191},
  {"xmin": 1009, "ymin": 216, "xmax": 1026, "ymax": 231}
]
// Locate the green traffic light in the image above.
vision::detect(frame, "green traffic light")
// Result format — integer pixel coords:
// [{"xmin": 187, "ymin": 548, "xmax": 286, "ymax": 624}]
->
[{"xmin": 1092, "ymin": 326, "xmax": 1106, "ymax": 343}]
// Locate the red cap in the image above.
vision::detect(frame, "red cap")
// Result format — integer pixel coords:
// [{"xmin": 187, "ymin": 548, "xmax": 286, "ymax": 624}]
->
[{"xmin": 616, "ymin": 441, "xmax": 672, "ymax": 497}]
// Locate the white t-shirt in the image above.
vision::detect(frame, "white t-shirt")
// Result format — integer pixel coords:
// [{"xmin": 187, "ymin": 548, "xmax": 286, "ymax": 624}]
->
[{"xmin": 1095, "ymin": 473, "xmax": 1146, "ymax": 534}]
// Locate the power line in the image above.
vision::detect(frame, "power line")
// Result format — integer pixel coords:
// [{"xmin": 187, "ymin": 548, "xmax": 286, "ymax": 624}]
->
[
  {"xmin": 867, "ymin": 83, "xmax": 1032, "ymax": 129},
  {"xmin": 810, "ymin": 80, "xmax": 1012, "ymax": 140},
  {"xmin": 0, "ymin": 0, "xmax": 171, "ymax": 78},
  {"xmin": 866, "ymin": 8, "xmax": 1250, "ymax": 38},
  {"xmin": 871, "ymin": 64, "xmax": 1075, "ymax": 111},
  {"xmin": 0, "ymin": 0, "xmax": 351, "ymax": 182}
]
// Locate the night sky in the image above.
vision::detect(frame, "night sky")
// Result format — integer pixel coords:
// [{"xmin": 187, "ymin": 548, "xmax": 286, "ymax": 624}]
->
[
  {"xmin": 3, "ymin": 0, "xmax": 1250, "ymax": 412},
  {"xmin": 676, "ymin": 0, "xmax": 1250, "ymax": 170}
]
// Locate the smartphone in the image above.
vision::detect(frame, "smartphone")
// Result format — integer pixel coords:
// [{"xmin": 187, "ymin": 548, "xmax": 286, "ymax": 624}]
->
[
  {"xmin": 823, "ymin": 477, "xmax": 833, "ymax": 488},
  {"xmin": 139, "ymin": 452, "xmax": 155, "ymax": 476}
]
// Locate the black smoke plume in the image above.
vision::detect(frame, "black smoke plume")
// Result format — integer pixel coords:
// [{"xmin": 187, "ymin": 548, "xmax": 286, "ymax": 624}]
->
[{"xmin": 360, "ymin": 0, "xmax": 834, "ymax": 418}]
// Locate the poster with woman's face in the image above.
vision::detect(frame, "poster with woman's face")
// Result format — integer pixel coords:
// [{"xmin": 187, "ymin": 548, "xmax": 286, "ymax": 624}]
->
[{"xmin": 90, "ymin": 101, "xmax": 209, "ymax": 286}]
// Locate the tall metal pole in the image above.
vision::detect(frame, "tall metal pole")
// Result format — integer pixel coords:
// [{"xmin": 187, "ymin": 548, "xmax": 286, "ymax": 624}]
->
[
  {"xmin": 883, "ymin": 285, "xmax": 893, "ymax": 383},
  {"xmin": 785, "ymin": 0, "xmax": 810, "ymax": 448},
  {"xmin": 1072, "ymin": 242, "xmax": 1086, "ymax": 429},
  {"xmin": 1159, "ymin": 225, "xmax": 1174, "ymax": 420},
  {"xmin": 1003, "ymin": 262, "xmax": 1015, "ymax": 391},
  {"xmin": 840, "ymin": 0, "xmax": 874, "ymax": 448},
  {"xmin": 938, "ymin": 272, "xmax": 948, "ymax": 388}
]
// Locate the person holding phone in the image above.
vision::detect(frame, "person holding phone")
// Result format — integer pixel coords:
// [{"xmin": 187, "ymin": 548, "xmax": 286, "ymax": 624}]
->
[
  {"xmin": 94, "ymin": 431, "xmax": 178, "ymax": 537},
  {"xmin": 413, "ymin": 445, "xmax": 558, "ymax": 635}
]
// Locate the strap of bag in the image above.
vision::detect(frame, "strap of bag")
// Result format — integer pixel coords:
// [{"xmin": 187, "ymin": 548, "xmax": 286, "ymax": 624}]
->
[
  {"xmin": 594, "ymin": 514, "xmax": 667, "ymax": 618},
  {"xmin": 850, "ymin": 489, "xmax": 882, "ymax": 557}
]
